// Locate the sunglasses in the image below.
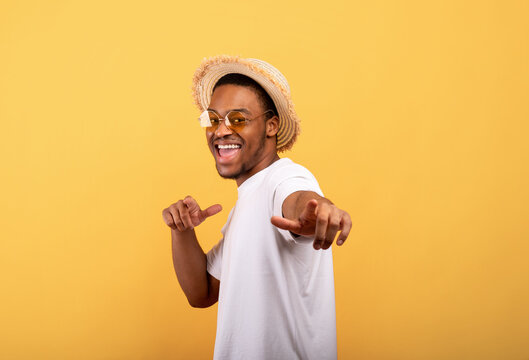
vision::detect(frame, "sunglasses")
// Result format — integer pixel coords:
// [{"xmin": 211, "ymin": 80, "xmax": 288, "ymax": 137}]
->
[{"xmin": 198, "ymin": 109, "xmax": 275, "ymax": 133}]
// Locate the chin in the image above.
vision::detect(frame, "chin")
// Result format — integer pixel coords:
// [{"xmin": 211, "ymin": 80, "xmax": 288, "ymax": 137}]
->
[{"xmin": 215, "ymin": 163, "xmax": 242, "ymax": 179}]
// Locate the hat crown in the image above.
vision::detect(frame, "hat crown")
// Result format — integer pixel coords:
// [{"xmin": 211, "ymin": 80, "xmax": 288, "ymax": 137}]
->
[{"xmin": 246, "ymin": 58, "xmax": 291, "ymax": 94}]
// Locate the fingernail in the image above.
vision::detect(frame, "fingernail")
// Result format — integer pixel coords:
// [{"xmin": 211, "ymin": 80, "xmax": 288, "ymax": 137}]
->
[
  {"xmin": 314, "ymin": 244, "xmax": 321, "ymax": 250},
  {"xmin": 337, "ymin": 240, "xmax": 343, "ymax": 245}
]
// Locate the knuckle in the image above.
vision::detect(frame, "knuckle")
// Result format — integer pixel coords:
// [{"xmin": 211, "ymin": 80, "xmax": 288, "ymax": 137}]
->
[
  {"xmin": 324, "ymin": 235, "xmax": 335, "ymax": 243},
  {"xmin": 179, "ymin": 203, "xmax": 189, "ymax": 212},
  {"xmin": 330, "ymin": 219, "xmax": 340, "ymax": 228},
  {"xmin": 171, "ymin": 202, "xmax": 181, "ymax": 209}
]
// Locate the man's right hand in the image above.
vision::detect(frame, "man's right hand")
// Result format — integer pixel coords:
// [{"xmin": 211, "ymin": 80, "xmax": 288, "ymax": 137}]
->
[{"xmin": 162, "ymin": 196, "xmax": 222, "ymax": 232}]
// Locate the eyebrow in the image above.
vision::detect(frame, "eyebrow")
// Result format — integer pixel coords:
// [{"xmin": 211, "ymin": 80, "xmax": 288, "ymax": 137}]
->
[{"xmin": 207, "ymin": 108, "xmax": 252, "ymax": 115}]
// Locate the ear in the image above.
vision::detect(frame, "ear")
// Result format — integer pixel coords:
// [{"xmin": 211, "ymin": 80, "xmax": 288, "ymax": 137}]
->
[{"xmin": 265, "ymin": 115, "xmax": 280, "ymax": 138}]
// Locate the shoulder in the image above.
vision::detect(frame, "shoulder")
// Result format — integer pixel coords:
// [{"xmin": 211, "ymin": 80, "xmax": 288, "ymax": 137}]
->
[
  {"xmin": 264, "ymin": 158, "xmax": 323, "ymax": 199},
  {"xmin": 265, "ymin": 158, "xmax": 318, "ymax": 185}
]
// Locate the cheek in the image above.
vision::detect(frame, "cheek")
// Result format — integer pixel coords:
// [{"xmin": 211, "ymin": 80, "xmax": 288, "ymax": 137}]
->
[
  {"xmin": 240, "ymin": 126, "xmax": 265, "ymax": 147},
  {"xmin": 206, "ymin": 132, "xmax": 213, "ymax": 145}
]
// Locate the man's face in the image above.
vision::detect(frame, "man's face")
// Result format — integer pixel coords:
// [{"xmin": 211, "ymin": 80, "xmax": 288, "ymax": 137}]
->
[{"xmin": 206, "ymin": 84, "xmax": 273, "ymax": 182}]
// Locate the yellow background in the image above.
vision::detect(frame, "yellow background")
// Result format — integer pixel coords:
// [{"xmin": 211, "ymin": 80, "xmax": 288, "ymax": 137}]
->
[{"xmin": 1, "ymin": 0, "xmax": 528, "ymax": 359}]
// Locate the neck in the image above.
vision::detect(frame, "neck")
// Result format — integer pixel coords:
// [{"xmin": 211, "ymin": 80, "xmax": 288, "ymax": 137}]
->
[{"xmin": 236, "ymin": 151, "xmax": 280, "ymax": 187}]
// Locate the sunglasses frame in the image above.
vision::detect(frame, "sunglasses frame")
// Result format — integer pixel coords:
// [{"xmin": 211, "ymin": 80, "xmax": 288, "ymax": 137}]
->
[{"xmin": 200, "ymin": 109, "xmax": 276, "ymax": 133}]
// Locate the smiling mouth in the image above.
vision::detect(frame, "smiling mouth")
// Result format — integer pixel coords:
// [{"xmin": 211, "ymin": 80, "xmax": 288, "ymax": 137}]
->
[{"xmin": 215, "ymin": 143, "xmax": 242, "ymax": 163}]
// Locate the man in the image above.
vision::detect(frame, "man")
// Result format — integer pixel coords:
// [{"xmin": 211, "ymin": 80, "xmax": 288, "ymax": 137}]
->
[{"xmin": 162, "ymin": 55, "xmax": 352, "ymax": 360}]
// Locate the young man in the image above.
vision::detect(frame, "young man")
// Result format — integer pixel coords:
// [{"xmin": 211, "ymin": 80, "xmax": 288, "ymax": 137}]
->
[{"xmin": 162, "ymin": 56, "xmax": 352, "ymax": 360}]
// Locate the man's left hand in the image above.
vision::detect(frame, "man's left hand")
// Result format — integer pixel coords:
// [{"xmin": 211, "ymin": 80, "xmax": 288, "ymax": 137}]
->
[{"xmin": 271, "ymin": 199, "xmax": 352, "ymax": 250}]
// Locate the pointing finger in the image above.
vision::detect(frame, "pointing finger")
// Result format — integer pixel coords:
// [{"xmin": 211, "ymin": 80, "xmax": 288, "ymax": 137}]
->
[{"xmin": 302, "ymin": 199, "xmax": 319, "ymax": 220}]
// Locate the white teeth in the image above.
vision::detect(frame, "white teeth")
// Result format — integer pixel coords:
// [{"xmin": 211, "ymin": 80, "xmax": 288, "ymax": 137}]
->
[{"xmin": 217, "ymin": 144, "xmax": 241, "ymax": 149}]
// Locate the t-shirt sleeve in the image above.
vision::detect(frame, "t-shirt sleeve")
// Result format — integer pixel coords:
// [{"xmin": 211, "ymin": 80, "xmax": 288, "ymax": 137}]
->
[
  {"xmin": 206, "ymin": 237, "xmax": 223, "ymax": 281},
  {"xmin": 272, "ymin": 163, "xmax": 324, "ymax": 243}
]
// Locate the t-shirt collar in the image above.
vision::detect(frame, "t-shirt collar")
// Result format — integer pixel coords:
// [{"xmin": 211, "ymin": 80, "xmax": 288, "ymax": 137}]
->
[{"xmin": 237, "ymin": 157, "xmax": 290, "ymax": 195}]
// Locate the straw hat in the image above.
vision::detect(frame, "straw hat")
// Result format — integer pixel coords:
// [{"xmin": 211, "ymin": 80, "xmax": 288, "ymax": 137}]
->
[{"xmin": 192, "ymin": 55, "xmax": 300, "ymax": 152}]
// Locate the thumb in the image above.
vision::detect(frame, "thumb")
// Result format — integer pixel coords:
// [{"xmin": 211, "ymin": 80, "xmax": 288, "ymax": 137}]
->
[
  {"xmin": 200, "ymin": 204, "xmax": 222, "ymax": 220},
  {"xmin": 271, "ymin": 216, "xmax": 302, "ymax": 233}
]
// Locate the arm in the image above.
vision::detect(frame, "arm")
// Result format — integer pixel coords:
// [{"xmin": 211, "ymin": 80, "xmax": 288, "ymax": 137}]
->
[
  {"xmin": 170, "ymin": 228, "xmax": 220, "ymax": 308},
  {"xmin": 162, "ymin": 196, "xmax": 221, "ymax": 308},
  {"xmin": 271, "ymin": 191, "xmax": 352, "ymax": 250}
]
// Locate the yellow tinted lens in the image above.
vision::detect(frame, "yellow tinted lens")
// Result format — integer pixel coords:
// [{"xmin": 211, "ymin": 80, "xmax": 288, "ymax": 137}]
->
[
  {"xmin": 207, "ymin": 111, "xmax": 220, "ymax": 130},
  {"xmin": 226, "ymin": 111, "xmax": 247, "ymax": 130}
]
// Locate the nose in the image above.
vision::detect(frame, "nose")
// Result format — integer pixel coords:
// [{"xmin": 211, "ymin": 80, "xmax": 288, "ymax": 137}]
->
[{"xmin": 214, "ymin": 119, "xmax": 234, "ymax": 137}]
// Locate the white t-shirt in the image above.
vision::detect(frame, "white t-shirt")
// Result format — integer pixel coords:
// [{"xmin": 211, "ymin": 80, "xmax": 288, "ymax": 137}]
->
[{"xmin": 206, "ymin": 158, "xmax": 337, "ymax": 360}]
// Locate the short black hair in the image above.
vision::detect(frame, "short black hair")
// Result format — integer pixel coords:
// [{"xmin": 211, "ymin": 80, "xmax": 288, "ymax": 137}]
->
[{"xmin": 212, "ymin": 73, "xmax": 278, "ymax": 119}]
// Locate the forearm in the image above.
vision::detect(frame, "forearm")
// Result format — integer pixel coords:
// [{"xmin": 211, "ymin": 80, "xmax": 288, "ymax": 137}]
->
[{"xmin": 171, "ymin": 228, "xmax": 209, "ymax": 306}]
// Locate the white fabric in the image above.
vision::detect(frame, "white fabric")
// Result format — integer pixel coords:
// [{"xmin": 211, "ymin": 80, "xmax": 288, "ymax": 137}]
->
[{"xmin": 206, "ymin": 158, "xmax": 337, "ymax": 360}]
